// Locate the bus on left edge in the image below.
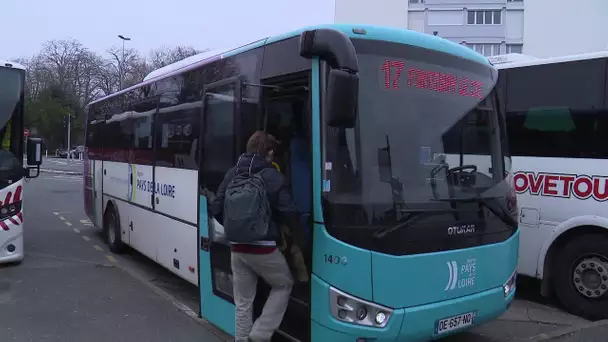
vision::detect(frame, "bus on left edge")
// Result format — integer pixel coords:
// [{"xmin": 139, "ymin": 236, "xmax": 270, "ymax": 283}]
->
[{"xmin": 0, "ymin": 59, "xmax": 44, "ymax": 264}]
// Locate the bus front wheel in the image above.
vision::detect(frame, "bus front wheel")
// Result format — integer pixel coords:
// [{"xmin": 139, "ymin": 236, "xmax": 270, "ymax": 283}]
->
[
  {"xmin": 553, "ymin": 233, "xmax": 608, "ymax": 320},
  {"xmin": 104, "ymin": 207, "xmax": 126, "ymax": 254}
]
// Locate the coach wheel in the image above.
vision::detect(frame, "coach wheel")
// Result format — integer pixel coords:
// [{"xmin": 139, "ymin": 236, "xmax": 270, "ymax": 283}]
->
[
  {"xmin": 104, "ymin": 207, "xmax": 125, "ymax": 254},
  {"xmin": 553, "ymin": 234, "xmax": 608, "ymax": 320}
]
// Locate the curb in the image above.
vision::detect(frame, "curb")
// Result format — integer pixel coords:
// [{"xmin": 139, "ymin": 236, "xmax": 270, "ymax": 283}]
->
[
  {"xmin": 40, "ymin": 169, "xmax": 83, "ymax": 176},
  {"xmin": 531, "ymin": 319, "xmax": 608, "ymax": 340}
]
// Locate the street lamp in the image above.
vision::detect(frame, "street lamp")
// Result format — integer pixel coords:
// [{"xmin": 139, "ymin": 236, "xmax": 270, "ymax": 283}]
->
[
  {"xmin": 64, "ymin": 113, "xmax": 74, "ymax": 164},
  {"xmin": 117, "ymin": 34, "xmax": 131, "ymax": 89}
]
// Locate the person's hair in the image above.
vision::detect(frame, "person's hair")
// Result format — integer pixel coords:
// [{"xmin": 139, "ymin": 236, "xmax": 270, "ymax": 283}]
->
[{"xmin": 246, "ymin": 131, "xmax": 278, "ymax": 157}]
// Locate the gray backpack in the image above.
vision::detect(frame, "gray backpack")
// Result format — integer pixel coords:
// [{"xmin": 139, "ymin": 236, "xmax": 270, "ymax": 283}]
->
[{"xmin": 223, "ymin": 156, "xmax": 272, "ymax": 243}]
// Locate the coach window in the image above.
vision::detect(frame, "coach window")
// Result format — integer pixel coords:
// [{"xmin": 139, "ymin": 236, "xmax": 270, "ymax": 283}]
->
[
  {"xmin": 102, "ymin": 97, "xmax": 134, "ymax": 162},
  {"xmin": 200, "ymin": 84, "xmax": 237, "ymax": 193},
  {"xmin": 505, "ymin": 59, "xmax": 608, "ymax": 159},
  {"xmin": 154, "ymin": 75, "xmax": 201, "ymax": 170},
  {"xmin": 85, "ymin": 105, "xmax": 104, "ymax": 159},
  {"xmin": 129, "ymin": 95, "xmax": 157, "ymax": 165},
  {"xmin": 85, "ymin": 120, "xmax": 104, "ymax": 159}
]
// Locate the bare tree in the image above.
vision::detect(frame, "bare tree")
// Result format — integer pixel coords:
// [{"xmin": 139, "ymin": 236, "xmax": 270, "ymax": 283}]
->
[
  {"xmin": 20, "ymin": 39, "xmax": 209, "ymax": 149},
  {"xmin": 105, "ymin": 46, "xmax": 142, "ymax": 92},
  {"xmin": 148, "ymin": 45, "xmax": 206, "ymax": 70}
]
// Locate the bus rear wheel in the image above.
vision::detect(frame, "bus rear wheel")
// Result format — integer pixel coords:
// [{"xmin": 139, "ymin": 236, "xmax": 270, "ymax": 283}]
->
[
  {"xmin": 104, "ymin": 207, "xmax": 125, "ymax": 254},
  {"xmin": 553, "ymin": 234, "xmax": 608, "ymax": 320}
]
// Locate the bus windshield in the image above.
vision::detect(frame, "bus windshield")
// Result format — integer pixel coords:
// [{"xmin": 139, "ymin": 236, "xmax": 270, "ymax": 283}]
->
[
  {"xmin": 0, "ymin": 67, "xmax": 24, "ymax": 179},
  {"xmin": 322, "ymin": 43, "xmax": 515, "ymax": 255}
]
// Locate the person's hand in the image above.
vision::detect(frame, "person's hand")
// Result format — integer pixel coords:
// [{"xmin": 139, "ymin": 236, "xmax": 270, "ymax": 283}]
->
[{"xmin": 200, "ymin": 187, "xmax": 215, "ymax": 201}]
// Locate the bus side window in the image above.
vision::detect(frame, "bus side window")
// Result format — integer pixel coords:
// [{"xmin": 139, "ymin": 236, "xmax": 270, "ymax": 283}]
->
[
  {"xmin": 200, "ymin": 86, "xmax": 237, "ymax": 194},
  {"xmin": 504, "ymin": 58, "xmax": 607, "ymax": 159}
]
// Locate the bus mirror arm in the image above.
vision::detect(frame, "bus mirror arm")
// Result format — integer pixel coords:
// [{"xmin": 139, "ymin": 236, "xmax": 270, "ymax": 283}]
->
[
  {"xmin": 25, "ymin": 137, "xmax": 43, "ymax": 179},
  {"xmin": 299, "ymin": 29, "xmax": 359, "ymax": 128},
  {"xmin": 299, "ymin": 29, "xmax": 358, "ymax": 73}
]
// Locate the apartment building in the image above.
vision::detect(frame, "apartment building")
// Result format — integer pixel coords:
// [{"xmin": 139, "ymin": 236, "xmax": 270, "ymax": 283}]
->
[
  {"xmin": 333, "ymin": 0, "xmax": 522, "ymax": 56},
  {"xmin": 406, "ymin": 0, "xmax": 524, "ymax": 57},
  {"xmin": 332, "ymin": 0, "xmax": 606, "ymax": 58}
]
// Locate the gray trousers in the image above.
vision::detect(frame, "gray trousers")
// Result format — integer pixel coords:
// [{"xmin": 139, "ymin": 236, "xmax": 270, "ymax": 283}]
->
[{"xmin": 232, "ymin": 250, "xmax": 294, "ymax": 342}]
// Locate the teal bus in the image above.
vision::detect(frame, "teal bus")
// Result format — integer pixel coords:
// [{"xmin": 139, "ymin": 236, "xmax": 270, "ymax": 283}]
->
[{"xmin": 84, "ymin": 24, "xmax": 519, "ymax": 341}]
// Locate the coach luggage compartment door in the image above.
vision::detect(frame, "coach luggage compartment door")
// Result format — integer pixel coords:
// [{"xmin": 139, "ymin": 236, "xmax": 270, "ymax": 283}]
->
[{"xmin": 198, "ymin": 77, "xmax": 243, "ymax": 336}]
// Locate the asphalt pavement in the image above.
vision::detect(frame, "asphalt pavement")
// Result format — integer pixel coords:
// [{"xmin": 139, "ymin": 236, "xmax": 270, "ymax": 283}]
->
[
  {"xmin": 0, "ymin": 170, "xmax": 224, "ymax": 342},
  {"xmin": 3, "ymin": 157, "xmax": 608, "ymax": 341},
  {"xmin": 38, "ymin": 156, "xmax": 84, "ymax": 175}
]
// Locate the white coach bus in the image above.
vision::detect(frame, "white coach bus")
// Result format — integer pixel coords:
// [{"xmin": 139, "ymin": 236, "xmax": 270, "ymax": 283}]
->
[{"xmin": 496, "ymin": 51, "xmax": 608, "ymax": 320}]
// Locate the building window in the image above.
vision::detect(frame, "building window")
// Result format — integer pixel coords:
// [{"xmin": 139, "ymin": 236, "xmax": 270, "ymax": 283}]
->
[
  {"xmin": 409, "ymin": 0, "xmax": 423, "ymax": 3},
  {"xmin": 506, "ymin": 44, "xmax": 523, "ymax": 54},
  {"xmin": 467, "ymin": 10, "xmax": 502, "ymax": 25},
  {"xmin": 466, "ymin": 43, "xmax": 502, "ymax": 57}
]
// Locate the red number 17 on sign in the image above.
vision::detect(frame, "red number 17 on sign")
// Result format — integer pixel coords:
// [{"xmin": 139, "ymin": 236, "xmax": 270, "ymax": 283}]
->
[
  {"xmin": 381, "ymin": 60, "xmax": 405, "ymax": 90},
  {"xmin": 380, "ymin": 59, "xmax": 405, "ymax": 89}
]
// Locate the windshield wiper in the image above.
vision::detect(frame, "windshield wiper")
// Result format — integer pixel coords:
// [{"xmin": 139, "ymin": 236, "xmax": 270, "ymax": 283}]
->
[
  {"xmin": 477, "ymin": 197, "xmax": 518, "ymax": 229},
  {"xmin": 433, "ymin": 197, "xmax": 517, "ymax": 229},
  {"xmin": 372, "ymin": 209, "xmax": 457, "ymax": 239}
]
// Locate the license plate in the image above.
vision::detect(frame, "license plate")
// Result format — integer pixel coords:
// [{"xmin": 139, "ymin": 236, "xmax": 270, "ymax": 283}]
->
[{"xmin": 435, "ymin": 311, "xmax": 476, "ymax": 335}]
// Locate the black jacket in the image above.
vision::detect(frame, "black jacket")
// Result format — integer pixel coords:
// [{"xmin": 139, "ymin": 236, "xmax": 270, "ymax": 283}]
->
[{"xmin": 209, "ymin": 152, "xmax": 299, "ymax": 243}]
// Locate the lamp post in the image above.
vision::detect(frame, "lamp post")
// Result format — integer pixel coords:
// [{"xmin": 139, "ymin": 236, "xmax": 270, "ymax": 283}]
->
[
  {"xmin": 117, "ymin": 34, "xmax": 131, "ymax": 89},
  {"xmin": 65, "ymin": 113, "xmax": 73, "ymax": 164}
]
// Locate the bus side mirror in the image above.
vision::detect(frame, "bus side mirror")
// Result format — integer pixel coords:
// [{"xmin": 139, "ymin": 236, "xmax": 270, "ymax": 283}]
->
[
  {"xmin": 298, "ymin": 28, "xmax": 359, "ymax": 128},
  {"xmin": 25, "ymin": 137, "xmax": 43, "ymax": 179},
  {"xmin": 326, "ymin": 69, "xmax": 358, "ymax": 128}
]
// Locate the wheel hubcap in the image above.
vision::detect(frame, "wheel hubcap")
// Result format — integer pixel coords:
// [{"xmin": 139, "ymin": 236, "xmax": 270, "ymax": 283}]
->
[{"xmin": 573, "ymin": 257, "xmax": 608, "ymax": 298}]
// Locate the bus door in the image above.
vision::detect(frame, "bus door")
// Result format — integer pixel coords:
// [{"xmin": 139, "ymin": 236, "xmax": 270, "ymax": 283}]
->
[
  {"xmin": 198, "ymin": 77, "xmax": 243, "ymax": 336},
  {"xmin": 197, "ymin": 73, "xmax": 314, "ymax": 341},
  {"xmin": 255, "ymin": 72, "xmax": 313, "ymax": 341}
]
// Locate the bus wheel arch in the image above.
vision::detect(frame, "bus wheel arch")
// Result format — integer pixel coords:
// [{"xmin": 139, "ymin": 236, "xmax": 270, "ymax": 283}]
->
[
  {"xmin": 103, "ymin": 200, "xmax": 126, "ymax": 254},
  {"xmin": 543, "ymin": 225, "xmax": 608, "ymax": 320}
]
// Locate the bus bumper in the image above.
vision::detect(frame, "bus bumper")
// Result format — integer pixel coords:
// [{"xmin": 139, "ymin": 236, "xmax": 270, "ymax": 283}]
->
[
  {"xmin": 312, "ymin": 275, "xmax": 515, "ymax": 341},
  {"xmin": 0, "ymin": 231, "xmax": 23, "ymax": 263}
]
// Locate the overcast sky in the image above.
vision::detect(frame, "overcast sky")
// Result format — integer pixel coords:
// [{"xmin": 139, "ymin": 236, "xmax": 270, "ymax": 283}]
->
[{"xmin": 2, "ymin": 0, "xmax": 336, "ymax": 59}]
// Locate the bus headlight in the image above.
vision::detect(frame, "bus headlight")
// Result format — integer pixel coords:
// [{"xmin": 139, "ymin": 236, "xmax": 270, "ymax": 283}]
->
[
  {"xmin": 503, "ymin": 270, "xmax": 517, "ymax": 297},
  {"xmin": 375, "ymin": 311, "xmax": 387, "ymax": 325},
  {"xmin": 0, "ymin": 201, "xmax": 21, "ymax": 220},
  {"xmin": 329, "ymin": 286, "xmax": 393, "ymax": 328}
]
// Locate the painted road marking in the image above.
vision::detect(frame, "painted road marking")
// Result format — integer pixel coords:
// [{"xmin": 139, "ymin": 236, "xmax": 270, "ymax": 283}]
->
[
  {"xmin": 65, "ymin": 222, "xmax": 72, "ymax": 226},
  {"xmin": 59, "ymin": 216, "xmax": 65, "ymax": 221},
  {"xmin": 80, "ymin": 219, "xmax": 94, "ymax": 226},
  {"xmin": 53, "ymin": 212, "xmax": 59, "ymax": 216},
  {"xmin": 73, "ymin": 228, "xmax": 80, "ymax": 234},
  {"xmin": 52, "ymin": 175, "xmax": 83, "ymax": 180},
  {"xmin": 82, "ymin": 236, "xmax": 90, "ymax": 242},
  {"xmin": 106, "ymin": 255, "xmax": 117, "ymax": 263},
  {"xmin": 42, "ymin": 175, "xmax": 83, "ymax": 183},
  {"xmin": 93, "ymin": 245, "xmax": 104, "ymax": 251}
]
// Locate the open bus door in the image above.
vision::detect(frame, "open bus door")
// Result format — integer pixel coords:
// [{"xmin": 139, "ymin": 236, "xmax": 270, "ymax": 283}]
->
[
  {"xmin": 196, "ymin": 69, "xmax": 316, "ymax": 341},
  {"xmin": 198, "ymin": 77, "xmax": 243, "ymax": 336}
]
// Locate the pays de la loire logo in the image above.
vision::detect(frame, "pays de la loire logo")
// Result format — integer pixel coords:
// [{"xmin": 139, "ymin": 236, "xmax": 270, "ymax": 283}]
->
[{"xmin": 445, "ymin": 258, "xmax": 477, "ymax": 291}]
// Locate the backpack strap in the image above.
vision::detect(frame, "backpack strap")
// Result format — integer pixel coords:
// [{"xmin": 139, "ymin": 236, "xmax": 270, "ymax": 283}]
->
[
  {"xmin": 234, "ymin": 154, "xmax": 247, "ymax": 176},
  {"xmin": 248, "ymin": 155, "xmax": 255, "ymax": 176},
  {"xmin": 235, "ymin": 154, "xmax": 273, "ymax": 177}
]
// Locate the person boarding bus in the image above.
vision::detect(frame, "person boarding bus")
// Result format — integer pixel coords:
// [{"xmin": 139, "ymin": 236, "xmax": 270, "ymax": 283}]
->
[{"xmin": 210, "ymin": 131, "xmax": 301, "ymax": 342}]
